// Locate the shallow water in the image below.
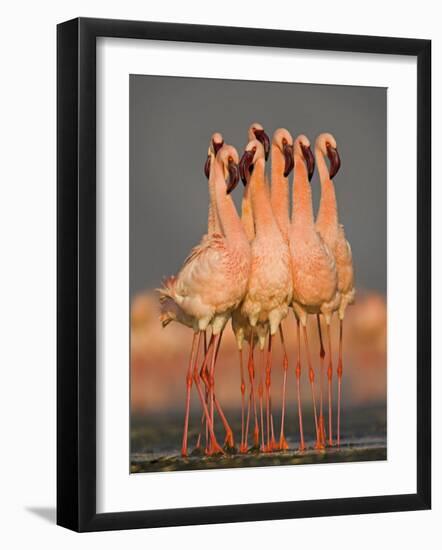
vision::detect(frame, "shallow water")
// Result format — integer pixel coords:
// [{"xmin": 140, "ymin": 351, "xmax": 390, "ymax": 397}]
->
[{"xmin": 131, "ymin": 404, "xmax": 386, "ymax": 473}]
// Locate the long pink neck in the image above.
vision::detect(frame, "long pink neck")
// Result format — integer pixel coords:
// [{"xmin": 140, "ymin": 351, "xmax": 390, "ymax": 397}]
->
[
  {"xmin": 270, "ymin": 143, "xmax": 290, "ymax": 239},
  {"xmin": 250, "ymin": 158, "xmax": 278, "ymax": 238},
  {"xmin": 207, "ymin": 174, "xmax": 222, "ymax": 234},
  {"xmin": 315, "ymin": 146, "xmax": 338, "ymax": 231},
  {"xmin": 241, "ymin": 180, "xmax": 255, "ymax": 241},
  {"xmin": 213, "ymin": 161, "xmax": 248, "ymax": 248},
  {"xmin": 291, "ymin": 154, "xmax": 315, "ymax": 228}
]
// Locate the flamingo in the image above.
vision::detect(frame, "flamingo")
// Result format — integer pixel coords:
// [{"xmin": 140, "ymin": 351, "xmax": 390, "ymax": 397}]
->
[
  {"xmin": 239, "ymin": 139, "xmax": 292, "ymax": 452},
  {"xmin": 289, "ymin": 134, "xmax": 339, "ymax": 451},
  {"xmin": 315, "ymin": 133, "xmax": 355, "ymax": 447},
  {"xmin": 231, "ymin": 124, "xmax": 270, "ymax": 453},
  {"xmin": 268, "ymin": 128, "xmax": 295, "ymax": 449},
  {"xmin": 159, "ymin": 143, "xmax": 251, "ymax": 456}
]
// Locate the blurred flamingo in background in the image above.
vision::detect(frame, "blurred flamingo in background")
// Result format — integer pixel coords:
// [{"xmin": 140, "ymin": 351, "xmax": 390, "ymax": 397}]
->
[
  {"xmin": 239, "ymin": 139, "xmax": 292, "ymax": 452},
  {"xmin": 315, "ymin": 133, "xmax": 355, "ymax": 447},
  {"xmin": 289, "ymin": 134, "xmax": 339, "ymax": 451},
  {"xmin": 159, "ymin": 144, "xmax": 251, "ymax": 456}
]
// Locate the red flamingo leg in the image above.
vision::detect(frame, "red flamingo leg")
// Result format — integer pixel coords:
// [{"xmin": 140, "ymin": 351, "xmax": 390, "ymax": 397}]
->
[
  {"xmin": 265, "ymin": 334, "xmax": 272, "ymax": 452},
  {"xmin": 246, "ymin": 330, "xmax": 259, "ymax": 449},
  {"xmin": 208, "ymin": 333, "xmax": 222, "ymax": 454},
  {"xmin": 258, "ymin": 347, "xmax": 265, "ymax": 452},
  {"xmin": 239, "ymin": 349, "xmax": 248, "ymax": 453},
  {"xmin": 192, "ymin": 334, "xmax": 223, "ymax": 455},
  {"xmin": 316, "ymin": 315, "xmax": 326, "ymax": 446},
  {"xmin": 182, "ymin": 332, "xmax": 199, "ymax": 457},
  {"xmin": 326, "ymin": 322, "xmax": 334, "ymax": 446},
  {"xmin": 279, "ymin": 325, "xmax": 289, "ymax": 451},
  {"xmin": 337, "ymin": 319, "xmax": 344, "ymax": 448},
  {"xmin": 295, "ymin": 319, "xmax": 306, "ymax": 451},
  {"xmin": 303, "ymin": 324, "xmax": 323, "ymax": 450}
]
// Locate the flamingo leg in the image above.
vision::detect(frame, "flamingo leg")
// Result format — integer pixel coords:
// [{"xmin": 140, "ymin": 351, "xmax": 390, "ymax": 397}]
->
[
  {"xmin": 208, "ymin": 333, "xmax": 223, "ymax": 453},
  {"xmin": 303, "ymin": 324, "xmax": 323, "ymax": 450},
  {"xmin": 246, "ymin": 330, "xmax": 259, "ymax": 449},
  {"xmin": 239, "ymin": 348, "xmax": 248, "ymax": 453},
  {"xmin": 210, "ymin": 330, "xmax": 235, "ymax": 449},
  {"xmin": 190, "ymin": 333, "xmax": 223, "ymax": 455},
  {"xmin": 279, "ymin": 325, "xmax": 289, "ymax": 451},
  {"xmin": 258, "ymin": 347, "xmax": 265, "ymax": 451},
  {"xmin": 316, "ymin": 315, "xmax": 326, "ymax": 447},
  {"xmin": 265, "ymin": 334, "xmax": 273, "ymax": 452},
  {"xmin": 326, "ymin": 322, "xmax": 334, "ymax": 446},
  {"xmin": 295, "ymin": 319, "xmax": 306, "ymax": 451},
  {"xmin": 182, "ymin": 332, "xmax": 199, "ymax": 457},
  {"xmin": 337, "ymin": 319, "xmax": 344, "ymax": 448}
]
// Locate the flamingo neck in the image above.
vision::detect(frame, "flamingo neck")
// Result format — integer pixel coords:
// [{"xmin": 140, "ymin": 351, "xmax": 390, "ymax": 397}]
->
[
  {"xmin": 270, "ymin": 143, "xmax": 290, "ymax": 240},
  {"xmin": 291, "ymin": 155, "xmax": 315, "ymax": 228},
  {"xmin": 250, "ymin": 158, "xmax": 279, "ymax": 238},
  {"xmin": 316, "ymin": 146, "xmax": 339, "ymax": 231},
  {"xmin": 208, "ymin": 175, "xmax": 222, "ymax": 234},
  {"xmin": 241, "ymin": 181, "xmax": 255, "ymax": 241},
  {"xmin": 213, "ymin": 160, "xmax": 248, "ymax": 248}
]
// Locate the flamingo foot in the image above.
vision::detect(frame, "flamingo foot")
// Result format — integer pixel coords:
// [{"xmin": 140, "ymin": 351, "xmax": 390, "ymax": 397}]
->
[
  {"xmin": 279, "ymin": 434, "xmax": 289, "ymax": 451},
  {"xmin": 206, "ymin": 441, "xmax": 224, "ymax": 456},
  {"xmin": 298, "ymin": 442, "xmax": 306, "ymax": 452},
  {"xmin": 223, "ymin": 429, "xmax": 235, "ymax": 450},
  {"xmin": 239, "ymin": 443, "xmax": 248, "ymax": 454}
]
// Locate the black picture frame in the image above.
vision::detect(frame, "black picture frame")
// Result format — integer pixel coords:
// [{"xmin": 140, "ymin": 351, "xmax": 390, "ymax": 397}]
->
[{"xmin": 57, "ymin": 17, "xmax": 431, "ymax": 532}]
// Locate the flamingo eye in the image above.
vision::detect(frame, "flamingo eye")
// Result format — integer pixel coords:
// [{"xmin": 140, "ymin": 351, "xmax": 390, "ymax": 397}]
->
[
  {"xmin": 252, "ymin": 146, "xmax": 257, "ymax": 153},
  {"xmin": 282, "ymin": 138, "xmax": 287, "ymax": 146}
]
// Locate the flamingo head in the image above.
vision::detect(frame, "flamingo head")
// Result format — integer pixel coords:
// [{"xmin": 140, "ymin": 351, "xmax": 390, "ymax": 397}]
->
[
  {"xmin": 217, "ymin": 144, "xmax": 240, "ymax": 194},
  {"xmin": 248, "ymin": 122, "xmax": 270, "ymax": 160},
  {"xmin": 272, "ymin": 128, "xmax": 294, "ymax": 177},
  {"xmin": 294, "ymin": 134, "xmax": 315, "ymax": 182},
  {"xmin": 204, "ymin": 132, "xmax": 224, "ymax": 179},
  {"xmin": 239, "ymin": 139, "xmax": 265, "ymax": 185},
  {"xmin": 316, "ymin": 132, "xmax": 341, "ymax": 179}
]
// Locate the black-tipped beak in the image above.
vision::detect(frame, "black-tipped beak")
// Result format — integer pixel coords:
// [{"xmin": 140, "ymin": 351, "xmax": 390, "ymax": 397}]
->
[
  {"xmin": 239, "ymin": 150, "xmax": 254, "ymax": 186},
  {"xmin": 254, "ymin": 129, "xmax": 270, "ymax": 161},
  {"xmin": 213, "ymin": 139, "xmax": 224, "ymax": 156},
  {"xmin": 283, "ymin": 143, "xmax": 294, "ymax": 177},
  {"xmin": 326, "ymin": 143, "xmax": 341, "ymax": 179},
  {"xmin": 301, "ymin": 143, "xmax": 315, "ymax": 181},
  {"xmin": 204, "ymin": 155, "xmax": 211, "ymax": 179},
  {"xmin": 226, "ymin": 160, "xmax": 239, "ymax": 194}
]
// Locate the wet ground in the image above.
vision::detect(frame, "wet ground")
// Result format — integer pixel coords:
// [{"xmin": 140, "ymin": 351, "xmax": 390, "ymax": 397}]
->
[{"xmin": 131, "ymin": 404, "xmax": 386, "ymax": 473}]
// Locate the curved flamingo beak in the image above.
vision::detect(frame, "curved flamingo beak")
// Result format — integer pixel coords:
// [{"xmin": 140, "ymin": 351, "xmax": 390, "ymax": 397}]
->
[
  {"xmin": 239, "ymin": 150, "xmax": 254, "ymax": 186},
  {"xmin": 254, "ymin": 129, "xmax": 270, "ymax": 161},
  {"xmin": 204, "ymin": 155, "xmax": 211, "ymax": 179},
  {"xmin": 326, "ymin": 143, "xmax": 341, "ymax": 179},
  {"xmin": 283, "ymin": 143, "xmax": 294, "ymax": 177},
  {"xmin": 301, "ymin": 143, "xmax": 315, "ymax": 181},
  {"xmin": 226, "ymin": 160, "xmax": 240, "ymax": 194}
]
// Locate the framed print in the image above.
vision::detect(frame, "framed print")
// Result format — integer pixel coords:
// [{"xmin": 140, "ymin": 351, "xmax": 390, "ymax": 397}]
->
[{"xmin": 57, "ymin": 17, "xmax": 431, "ymax": 532}]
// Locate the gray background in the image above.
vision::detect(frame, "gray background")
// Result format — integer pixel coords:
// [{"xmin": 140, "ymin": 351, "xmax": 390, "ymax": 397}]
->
[{"xmin": 130, "ymin": 75, "xmax": 386, "ymax": 297}]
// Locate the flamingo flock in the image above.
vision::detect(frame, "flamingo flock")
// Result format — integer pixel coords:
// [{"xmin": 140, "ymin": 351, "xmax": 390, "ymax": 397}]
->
[{"xmin": 158, "ymin": 124, "xmax": 355, "ymax": 457}]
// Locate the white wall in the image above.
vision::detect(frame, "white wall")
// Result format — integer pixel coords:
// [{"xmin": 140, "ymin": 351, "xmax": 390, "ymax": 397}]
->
[{"xmin": 0, "ymin": 0, "xmax": 439, "ymax": 547}]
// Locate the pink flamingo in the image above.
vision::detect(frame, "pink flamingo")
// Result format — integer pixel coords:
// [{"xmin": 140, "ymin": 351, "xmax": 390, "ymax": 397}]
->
[
  {"xmin": 289, "ymin": 134, "xmax": 339, "ymax": 451},
  {"xmin": 269, "ymin": 128, "xmax": 295, "ymax": 450},
  {"xmin": 239, "ymin": 139, "xmax": 292, "ymax": 452},
  {"xmin": 231, "ymin": 123, "xmax": 270, "ymax": 452},
  {"xmin": 315, "ymin": 133, "xmax": 355, "ymax": 447},
  {"xmin": 160, "ymin": 144, "xmax": 251, "ymax": 456}
]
